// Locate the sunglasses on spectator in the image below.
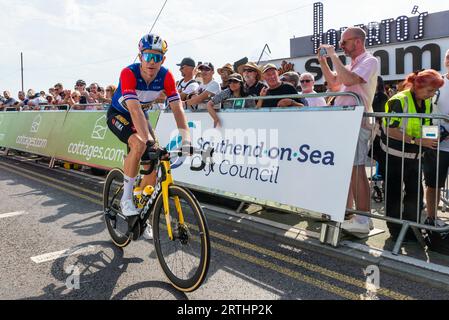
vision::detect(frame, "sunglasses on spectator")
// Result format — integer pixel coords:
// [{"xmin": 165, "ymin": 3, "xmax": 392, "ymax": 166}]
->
[
  {"xmin": 339, "ymin": 37, "xmax": 358, "ymax": 46},
  {"xmin": 141, "ymin": 52, "xmax": 164, "ymax": 63},
  {"xmin": 199, "ymin": 67, "xmax": 211, "ymax": 72},
  {"xmin": 228, "ymin": 80, "xmax": 242, "ymax": 84},
  {"xmin": 300, "ymin": 79, "xmax": 313, "ymax": 83},
  {"xmin": 243, "ymin": 69, "xmax": 256, "ymax": 73}
]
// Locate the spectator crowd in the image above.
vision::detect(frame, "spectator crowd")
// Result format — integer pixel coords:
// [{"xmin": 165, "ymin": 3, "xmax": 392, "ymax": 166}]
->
[{"xmin": 0, "ymin": 80, "xmax": 117, "ymax": 111}]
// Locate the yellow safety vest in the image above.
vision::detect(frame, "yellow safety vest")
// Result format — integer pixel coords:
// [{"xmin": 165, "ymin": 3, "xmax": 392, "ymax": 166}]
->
[{"xmin": 383, "ymin": 89, "xmax": 432, "ymax": 138}]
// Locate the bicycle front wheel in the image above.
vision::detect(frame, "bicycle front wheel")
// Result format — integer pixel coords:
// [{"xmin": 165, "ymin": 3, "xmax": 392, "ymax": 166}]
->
[
  {"xmin": 103, "ymin": 168, "xmax": 131, "ymax": 248},
  {"xmin": 152, "ymin": 185, "xmax": 210, "ymax": 292}
]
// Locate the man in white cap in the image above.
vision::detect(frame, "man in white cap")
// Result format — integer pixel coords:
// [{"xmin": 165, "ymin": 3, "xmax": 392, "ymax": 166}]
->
[{"xmin": 184, "ymin": 62, "xmax": 221, "ymax": 110}]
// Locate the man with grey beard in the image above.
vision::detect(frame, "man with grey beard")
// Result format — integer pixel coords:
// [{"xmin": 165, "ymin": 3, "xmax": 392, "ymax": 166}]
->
[{"xmin": 238, "ymin": 62, "xmax": 266, "ymax": 101}]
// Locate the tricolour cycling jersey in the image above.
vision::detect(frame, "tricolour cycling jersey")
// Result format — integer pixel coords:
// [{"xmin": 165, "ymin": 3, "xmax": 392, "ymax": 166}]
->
[{"xmin": 111, "ymin": 63, "xmax": 180, "ymax": 114}]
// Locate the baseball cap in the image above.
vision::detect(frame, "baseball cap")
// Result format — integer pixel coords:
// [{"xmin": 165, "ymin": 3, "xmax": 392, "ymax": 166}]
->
[
  {"xmin": 227, "ymin": 73, "xmax": 243, "ymax": 82},
  {"xmin": 198, "ymin": 62, "xmax": 214, "ymax": 71},
  {"xmin": 76, "ymin": 79, "xmax": 86, "ymax": 86},
  {"xmin": 261, "ymin": 63, "xmax": 278, "ymax": 74},
  {"xmin": 176, "ymin": 57, "xmax": 196, "ymax": 68}
]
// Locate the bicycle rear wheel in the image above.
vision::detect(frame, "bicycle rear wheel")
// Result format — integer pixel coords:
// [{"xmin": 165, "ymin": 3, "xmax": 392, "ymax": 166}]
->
[
  {"xmin": 152, "ymin": 185, "xmax": 210, "ymax": 292},
  {"xmin": 103, "ymin": 168, "xmax": 131, "ymax": 248}
]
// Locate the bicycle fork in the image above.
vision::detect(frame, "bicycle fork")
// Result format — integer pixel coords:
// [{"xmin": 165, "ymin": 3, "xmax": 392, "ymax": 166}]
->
[{"xmin": 161, "ymin": 161, "xmax": 185, "ymax": 241}]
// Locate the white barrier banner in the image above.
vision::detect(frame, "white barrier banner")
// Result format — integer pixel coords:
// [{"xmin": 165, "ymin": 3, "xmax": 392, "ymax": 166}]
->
[{"xmin": 156, "ymin": 107, "xmax": 364, "ymax": 222}]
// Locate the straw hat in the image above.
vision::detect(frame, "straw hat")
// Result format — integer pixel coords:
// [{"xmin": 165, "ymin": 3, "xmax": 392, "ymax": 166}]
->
[
  {"xmin": 237, "ymin": 62, "xmax": 263, "ymax": 80},
  {"xmin": 217, "ymin": 63, "xmax": 234, "ymax": 75}
]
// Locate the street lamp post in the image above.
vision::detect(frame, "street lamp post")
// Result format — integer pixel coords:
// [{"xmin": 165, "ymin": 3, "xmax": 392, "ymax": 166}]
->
[{"xmin": 21, "ymin": 52, "xmax": 24, "ymax": 92}]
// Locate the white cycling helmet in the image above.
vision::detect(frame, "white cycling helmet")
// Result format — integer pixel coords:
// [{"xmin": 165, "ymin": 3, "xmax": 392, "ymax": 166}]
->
[{"xmin": 138, "ymin": 33, "xmax": 168, "ymax": 54}]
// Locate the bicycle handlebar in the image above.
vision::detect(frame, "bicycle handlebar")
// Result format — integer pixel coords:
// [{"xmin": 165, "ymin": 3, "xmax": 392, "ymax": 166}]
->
[
  {"xmin": 139, "ymin": 146, "xmax": 214, "ymax": 174},
  {"xmin": 183, "ymin": 146, "xmax": 214, "ymax": 171},
  {"xmin": 168, "ymin": 146, "xmax": 214, "ymax": 171}
]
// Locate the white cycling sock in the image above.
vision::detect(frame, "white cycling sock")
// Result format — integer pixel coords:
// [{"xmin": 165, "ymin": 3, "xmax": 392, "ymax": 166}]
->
[{"xmin": 121, "ymin": 175, "xmax": 136, "ymax": 202}]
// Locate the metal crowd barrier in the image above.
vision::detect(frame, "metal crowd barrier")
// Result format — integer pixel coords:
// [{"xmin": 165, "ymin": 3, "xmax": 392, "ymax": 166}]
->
[
  {"xmin": 350, "ymin": 112, "xmax": 449, "ymax": 255},
  {"xmin": 0, "ymin": 103, "xmax": 111, "ymax": 112},
  {"xmin": 1, "ymin": 104, "xmax": 70, "ymax": 111},
  {"xmin": 442, "ymin": 179, "xmax": 449, "ymax": 211},
  {"xmin": 225, "ymin": 91, "xmax": 363, "ymax": 106},
  {"xmin": 70, "ymin": 103, "xmax": 108, "ymax": 110}
]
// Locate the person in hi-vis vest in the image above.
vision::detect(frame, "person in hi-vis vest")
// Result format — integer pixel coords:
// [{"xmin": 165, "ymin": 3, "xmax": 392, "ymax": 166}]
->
[{"xmin": 381, "ymin": 69, "xmax": 444, "ymax": 241}]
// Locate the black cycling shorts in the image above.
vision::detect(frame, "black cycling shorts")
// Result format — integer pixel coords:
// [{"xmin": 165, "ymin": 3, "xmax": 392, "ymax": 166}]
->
[
  {"xmin": 107, "ymin": 107, "xmax": 154, "ymax": 145},
  {"xmin": 423, "ymin": 149, "xmax": 449, "ymax": 188}
]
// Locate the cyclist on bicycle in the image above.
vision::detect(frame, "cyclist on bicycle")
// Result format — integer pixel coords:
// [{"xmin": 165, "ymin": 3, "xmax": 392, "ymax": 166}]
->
[{"xmin": 106, "ymin": 33, "xmax": 190, "ymax": 238}]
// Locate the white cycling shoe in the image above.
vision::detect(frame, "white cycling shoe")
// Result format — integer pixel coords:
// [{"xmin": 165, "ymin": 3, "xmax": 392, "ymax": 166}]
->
[
  {"xmin": 341, "ymin": 216, "xmax": 373, "ymax": 234},
  {"xmin": 120, "ymin": 199, "xmax": 139, "ymax": 217},
  {"xmin": 143, "ymin": 224, "xmax": 153, "ymax": 240}
]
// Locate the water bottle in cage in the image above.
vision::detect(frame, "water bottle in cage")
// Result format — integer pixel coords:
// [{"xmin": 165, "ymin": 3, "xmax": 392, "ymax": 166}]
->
[
  {"xmin": 139, "ymin": 185, "xmax": 155, "ymax": 208},
  {"xmin": 133, "ymin": 187, "xmax": 144, "ymax": 209}
]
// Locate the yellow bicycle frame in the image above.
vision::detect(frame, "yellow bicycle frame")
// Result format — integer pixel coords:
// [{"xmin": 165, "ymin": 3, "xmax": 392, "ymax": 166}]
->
[{"xmin": 160, "ymin": 160, "xmax": 185, "ymax": 240}]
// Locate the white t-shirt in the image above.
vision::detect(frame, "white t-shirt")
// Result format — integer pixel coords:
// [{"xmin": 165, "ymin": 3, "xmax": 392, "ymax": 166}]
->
[
  {"xmin": 304, "ymin": 91, "xmax": 327, "ymax": 107},
  {"xmin": 29, "ymin": 96, "xmax": 47, "ymax": 106},
  {"xmin": 55, "ymin": 95, "xmax": 63, "ymax": 104},
  {"xmin": 177, "ymin": 79, "xmax": 200, "ymax": 95},
  {"xmin": 196, "ymin": 80, "xmax": 221, "ymax": 110},
  {"xmin": 433, "ymin": 75, "xmax": 449, "ymax": 152}
]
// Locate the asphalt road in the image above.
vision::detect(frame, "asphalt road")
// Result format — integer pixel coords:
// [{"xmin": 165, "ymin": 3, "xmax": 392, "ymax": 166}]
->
[{"xmin": 1, "ymin": 154, "xmax": 449, "ymax": 301}]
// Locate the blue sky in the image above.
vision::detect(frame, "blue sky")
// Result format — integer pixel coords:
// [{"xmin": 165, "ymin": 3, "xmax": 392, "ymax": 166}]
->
[{"xmin": 0, "ymin": 0, "xmax": 448, "ymax": 96}]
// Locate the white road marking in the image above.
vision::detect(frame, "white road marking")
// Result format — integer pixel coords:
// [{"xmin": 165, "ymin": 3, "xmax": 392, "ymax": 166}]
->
[
  {"xmin": 0, "ymin": 211, "xmax": 28, "ymax": 219},
  {"xmin": 30, "ymin": 245, "xmax": 98, "ymax": 264}
]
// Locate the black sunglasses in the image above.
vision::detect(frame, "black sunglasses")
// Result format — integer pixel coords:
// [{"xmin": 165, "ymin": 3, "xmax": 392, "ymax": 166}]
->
[{"xmin": 300, "ymin": 79, "xmax": 312, "ymax": 83}]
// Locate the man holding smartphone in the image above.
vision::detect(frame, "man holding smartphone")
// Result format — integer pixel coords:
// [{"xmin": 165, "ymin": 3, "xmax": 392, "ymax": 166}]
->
[{"xmin": 318, "ymin": 27, "xmax": 379, "ymax": 234}]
